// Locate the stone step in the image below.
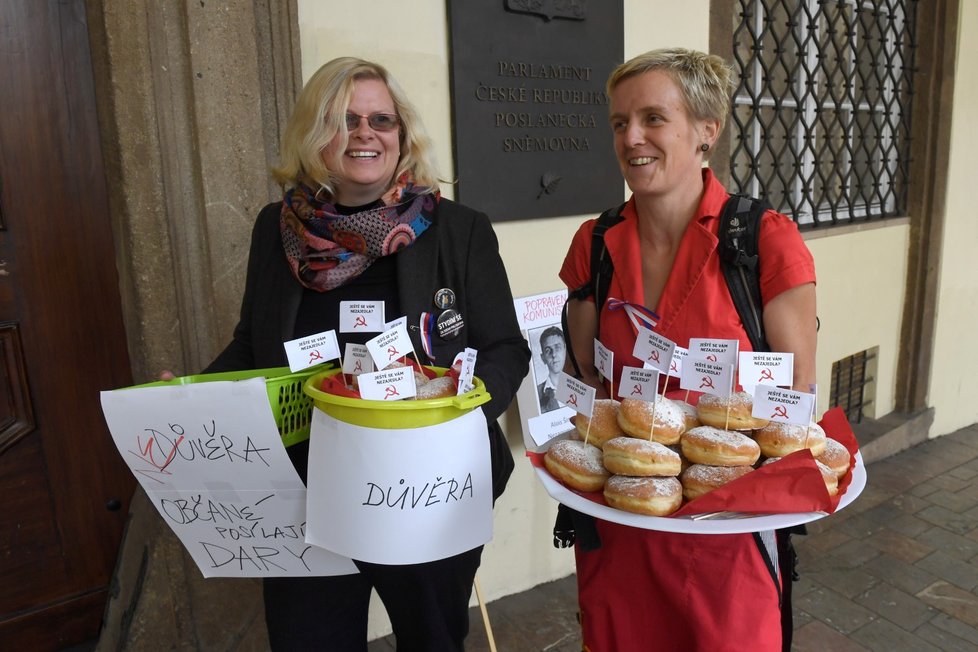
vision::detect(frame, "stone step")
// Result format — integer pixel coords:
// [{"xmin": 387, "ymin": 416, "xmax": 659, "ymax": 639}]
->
[{"xmin": 853, "ymin": 407, "xmax": 934, "ymax": 464}]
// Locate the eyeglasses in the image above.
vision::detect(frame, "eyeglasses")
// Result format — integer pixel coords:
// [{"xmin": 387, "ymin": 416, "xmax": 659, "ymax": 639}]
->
[{"xmin": 345, "ymin": 112, "xmax": 400, "ymax": 132}]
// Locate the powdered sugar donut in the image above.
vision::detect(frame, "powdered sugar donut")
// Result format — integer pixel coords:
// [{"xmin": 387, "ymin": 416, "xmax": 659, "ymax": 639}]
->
[
  {"xmin": 544, "ymin": 439, "xmax": 610, "ymax": 493},
  {"xmin": 696, "ymin": 391, "xmax": 769, "ymax": 430},
  {"xmin": 604, "ymin": 475, "xmax": 683, "ymax": 516},
  {"xmin": 681, "ymin": 426, "xmax": 760, "ymax": 466},
  {"xmin": 602, "ymin": 437, "xmax": 682, "ymax": 477},
  {"xmin": 415, "ymin": 375, "xmax": 456, "ymax": 399},
  {"xmin": 616, "ymin": 396, "xmax": 686, "ymax": 445},
  {"xmin": 816, "ymin": 460, "xmax": 839, "ymax": 496},
  {"xmin": 816, "ymin": 437, "xmax": 852, "ymax": 479},
  {"xmin": 575, "ymin": 399, "xmax": 625, "ymax": 448},
  {"xmin": 675, "ymin": 399, "xmax": 701, "ymax": 432},
  {"xmin": 681, "ymin": 463, "xmax": 754, "ymax": 501},
  {"xmin": 755, "ymin": 421, "xmax": 827, "ymax": 458}
]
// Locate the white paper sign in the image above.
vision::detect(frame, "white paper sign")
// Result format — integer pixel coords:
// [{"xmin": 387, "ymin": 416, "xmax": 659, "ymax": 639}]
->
[
  {"xmin": 527, "ymin": 407, "xmax": 575, "ymax": 447},
  {"xmin": 594, "ymin": 339, "xmax": 614, "ymax": 381},
  {"xmin": 689, "ymin": 338, "xmax": 740, "ymax": 366},
  {"xmin": 357, "ymin": 366, "xmax": 417, "ymax": 401},
  {"xmin": 633, "ymin": 327, "xmax": 676, "ymax": 374},
  {"xmin": 385, "ymin": 315, "xmax": 408, "ymax": 332},
  {"xmin": 365, "ymin": 324, "xmax": 413, "ymax": 370},
  {"xmin": 305, "ymin": 408, "xmax": 493, "ymax": 565},
  {"xmin": 513, "ymin": 289, "xmax": 567, "ymax": 331},
  {"xmin": 100, "ymin": 380, "xmax": 301, "ymax": 490},
  {"xmin": 619, "ymin": 366, "xmax": 660, "ymax": 401},
  {"xmin": 342, "ymin": 343, "xmax": 374, "ymax": 376},
  {"xmin": 752, "ymin": 385, "xmax": 816, "ymax": 425},
  {"xmin": 666, "ymin": 345, "xmax": 689, "ymax": 378},
  {"xmin": 555, "ymin": 372, "xmax": 596, "ymax": 417},
  {"xmin": 149, "ymin": 488, "xmax": 356, "ymax": 577},
  {"xmin": 739, "ymin": 351, "xmax": 794, "ymax": 394},
  {"xmin": 340, "ymin": 301, "xmax": 385, "ymax": 333},
  {"xmin": 284, "ymin": 330, "xmax": 341, "ymax": 373},
  {"xmin": 679, "ymin": 357, "xmax": 734, "ymax": 398},
  {"xmin": 454, "ymin": 348, "xmax": 478, "ymax": 395},
  {"xmin": 99, "ymin": 379, "xmax": 356, "ymax": 577}
]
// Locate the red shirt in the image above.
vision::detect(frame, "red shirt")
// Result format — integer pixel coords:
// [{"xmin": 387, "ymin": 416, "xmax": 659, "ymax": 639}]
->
[{"xmin": 560, "ymin": 168, "xmax": 815, "ymax": 384}]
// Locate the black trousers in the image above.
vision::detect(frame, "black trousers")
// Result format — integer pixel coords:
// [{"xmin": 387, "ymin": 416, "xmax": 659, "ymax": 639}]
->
[{"xmin": 263, "ymin": 544, "xmax": 484, "ymax": 651}]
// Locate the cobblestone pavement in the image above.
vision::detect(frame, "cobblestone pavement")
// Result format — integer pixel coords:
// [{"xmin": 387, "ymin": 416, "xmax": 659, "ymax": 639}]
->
[{"xmin": 369, "ymin": 423, "xmax": 978, "ymax": 651}]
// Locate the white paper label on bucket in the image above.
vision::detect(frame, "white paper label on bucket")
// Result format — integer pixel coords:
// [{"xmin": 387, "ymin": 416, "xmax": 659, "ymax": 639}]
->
[
  {"xmin": 384, "ymin": 315, "xmax": 408, "ymax": 332},
  {"xmin": 339, "ymin": 301, "xmax": 386, "ymax": 333},
  {"xmin": 752, "ymin": 385, "xmax": 815, "ymax": 425},
  {"xmin": 342, "ymin": 343, "xmax": 374, "ymax": 376},
  {"xmin": 454, "ymin": 348, "xmax": 478, "ymax": 395},
  {"xmin": 284, "ymin": 329, "xmax": 341, "ymax": 372},
  {"xmin": 365, "ymin": 324, "xmax": 413, "ymax": 370},
  {"xmin": 305, "ymin": 408, "xmax": 493, "ymax": 565},
  {"xmin": 358, "ymin": 366, "xmax": 417, "ymax": 401}
]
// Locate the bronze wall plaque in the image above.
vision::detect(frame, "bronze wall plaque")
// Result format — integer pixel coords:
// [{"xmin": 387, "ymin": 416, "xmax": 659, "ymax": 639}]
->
[{"xmin": 448, "ymin": 0, "xmax": 624, "ymax": 221}]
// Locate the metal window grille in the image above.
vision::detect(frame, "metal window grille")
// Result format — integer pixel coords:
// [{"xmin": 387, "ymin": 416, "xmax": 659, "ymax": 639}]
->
[
  {"xmin": 729, "ymin": 0, "xmax": 919, "ymax": 227},
  {"xmin": 830, "ymin": 348, "xmax": 876, "ymax": 423}
]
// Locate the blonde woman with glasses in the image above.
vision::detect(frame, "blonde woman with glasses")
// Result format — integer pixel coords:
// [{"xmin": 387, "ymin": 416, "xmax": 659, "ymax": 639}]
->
[{"xmin": 205, "ymin": 57, "xmax": 529, "ymax": 651}]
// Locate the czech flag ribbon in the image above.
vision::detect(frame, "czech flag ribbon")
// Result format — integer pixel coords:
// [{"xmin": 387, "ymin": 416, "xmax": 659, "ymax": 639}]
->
[
  {"xmin": 606, "ymin": 298, "xmax": 660, "ymax": 335},
  {"xmin": 419, "ymin": 311, "xmax": 437, "ymax": 362}
]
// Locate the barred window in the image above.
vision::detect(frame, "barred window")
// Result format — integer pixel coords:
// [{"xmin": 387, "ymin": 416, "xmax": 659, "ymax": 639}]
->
[{"xmin": 729, "ymin": 0, "xmax": 919, "ymax": 227}]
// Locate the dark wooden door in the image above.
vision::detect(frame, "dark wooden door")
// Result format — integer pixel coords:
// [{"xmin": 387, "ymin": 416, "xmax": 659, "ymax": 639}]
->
[{"xmin": 0, "ymin": 2, "xmax": 137, "ymax": 649}]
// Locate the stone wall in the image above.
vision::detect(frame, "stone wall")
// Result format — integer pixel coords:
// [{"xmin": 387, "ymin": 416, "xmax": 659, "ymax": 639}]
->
[{"xmin": 85, "ymin": 1, "xmax": 300, "ymax": 647}]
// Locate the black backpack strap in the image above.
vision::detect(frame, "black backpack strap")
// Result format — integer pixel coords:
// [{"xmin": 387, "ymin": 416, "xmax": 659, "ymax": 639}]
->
[
  {"xmin": 590, "ymin": 205, "xmax": 626, "ymax": 329},
  {"xmin": 718, "ymin": 194, "xmax": 770, "ymax": 352},
  {"xmin": 561, "ymin": 203, "xmax": 625, "ymax": 379},
  {"xmin": 776, "ymin": 524, "xmax": 807, "ymax": 652}
]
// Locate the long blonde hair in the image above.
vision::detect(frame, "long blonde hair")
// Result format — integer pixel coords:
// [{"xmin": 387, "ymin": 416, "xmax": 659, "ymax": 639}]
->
[{"xmin": 272, "ymin": 57, "xmax": 439, "ymax": 197}]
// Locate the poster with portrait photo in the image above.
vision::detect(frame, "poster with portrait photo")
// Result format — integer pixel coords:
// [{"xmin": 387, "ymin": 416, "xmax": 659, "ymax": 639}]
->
[{"xmin": 513, "ymin": 290, "xmax": 575, "ymax": 451}]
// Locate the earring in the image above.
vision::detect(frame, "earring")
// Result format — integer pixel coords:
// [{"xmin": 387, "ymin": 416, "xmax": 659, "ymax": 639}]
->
[{"xmin": 700, "ymin": 143, "xmax": 710, "ymax": 152}]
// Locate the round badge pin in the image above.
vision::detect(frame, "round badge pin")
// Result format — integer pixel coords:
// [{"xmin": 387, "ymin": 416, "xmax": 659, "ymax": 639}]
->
[
  {"xmin": 433, "ymin": 288, "xmax": 456, "ymax": 310},
  {"xmin": 436, "ymin": 309, "xmax": 464, "ymax": 340}
]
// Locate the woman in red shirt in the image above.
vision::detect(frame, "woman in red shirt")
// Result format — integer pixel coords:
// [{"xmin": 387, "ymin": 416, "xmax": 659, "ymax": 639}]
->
[{"xmin": 559, "ymin": 48, "xmax": 816, "ymax": 651}]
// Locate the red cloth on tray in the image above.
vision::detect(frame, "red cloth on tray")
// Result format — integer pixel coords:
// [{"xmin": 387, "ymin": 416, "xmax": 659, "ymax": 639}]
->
[{"xmin": 529, "ymin": 406, "xmax": 859, "ymax": 516}]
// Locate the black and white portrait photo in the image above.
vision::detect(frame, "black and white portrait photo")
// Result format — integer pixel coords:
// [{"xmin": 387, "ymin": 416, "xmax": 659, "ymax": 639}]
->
[{"xmin": 530, "ymin": 325, "xmax": 567, "ymax": 413}]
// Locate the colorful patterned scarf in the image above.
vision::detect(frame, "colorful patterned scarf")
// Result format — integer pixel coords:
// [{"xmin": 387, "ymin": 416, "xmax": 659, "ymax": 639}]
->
[{"xmin": 280, "ymin": 174, "xmax": 437, "ymax": 292}]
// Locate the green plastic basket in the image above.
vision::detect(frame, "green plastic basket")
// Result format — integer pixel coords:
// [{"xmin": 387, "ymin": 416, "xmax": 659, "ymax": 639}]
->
[
  {"xmin": 303, "ymin": 366, "xmax": 491, "ymax": 429},
  {"xmin": 138, "ymin": 365, "xmax": 327, "ymax": 447}
]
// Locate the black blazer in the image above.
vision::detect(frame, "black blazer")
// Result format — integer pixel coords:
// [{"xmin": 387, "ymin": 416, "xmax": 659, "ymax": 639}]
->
[{"xmin": 206, "ymin": 197, "xmax": 530, "ymax": 497}]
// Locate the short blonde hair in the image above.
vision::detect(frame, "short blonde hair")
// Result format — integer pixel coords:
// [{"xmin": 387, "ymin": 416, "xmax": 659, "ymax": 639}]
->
[
  {"xmin": 272, "ymin": 57, "xmax": 439, "ymax": 197},
  {"xmin": 607, "ymin": 48, "xmax": 735, "ymax": 136}
]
